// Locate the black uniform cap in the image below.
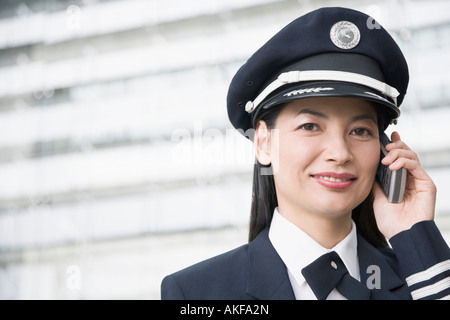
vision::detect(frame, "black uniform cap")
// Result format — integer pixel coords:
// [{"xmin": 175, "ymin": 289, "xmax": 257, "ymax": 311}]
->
[{"xmin": 227, "ymin": 7, "xmax": 409, "ymax": 136}]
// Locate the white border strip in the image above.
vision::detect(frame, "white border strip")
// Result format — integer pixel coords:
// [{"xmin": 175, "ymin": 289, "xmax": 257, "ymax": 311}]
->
[
  {"xmin": 245, "ymin": 70, "xmax": 399, "ymax": 113},
  {"xmin": 410, "ymin": 276, "xmax": 450, "ymax": 300},
  {"xmin": 406, "ymin": 259, "xmax": 450, "ymax": 286}
]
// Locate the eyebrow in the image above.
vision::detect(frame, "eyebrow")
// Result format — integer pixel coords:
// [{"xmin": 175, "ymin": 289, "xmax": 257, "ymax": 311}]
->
[
  {"xmin": 296, "ymin": 108, "xmax": 377, "ymax": 124},
  {"xmin": 350, "ymin": 113, "xmax": 378, "ymax": 124},
  {"xmin": 296, "ymin": 108, "xmax": 328, "ymax": 119}
]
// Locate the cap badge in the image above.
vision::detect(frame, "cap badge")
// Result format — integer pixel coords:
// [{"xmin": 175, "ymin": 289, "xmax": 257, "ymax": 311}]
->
[{"xmin": 330, "ymin": 21, "xmax": 360, "ymax": 50}]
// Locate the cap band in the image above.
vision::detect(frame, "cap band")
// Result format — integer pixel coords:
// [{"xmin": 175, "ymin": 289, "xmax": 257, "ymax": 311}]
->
[{"xmin": 244, "ymin": 70, "xmax": 400, "ymax": 113}]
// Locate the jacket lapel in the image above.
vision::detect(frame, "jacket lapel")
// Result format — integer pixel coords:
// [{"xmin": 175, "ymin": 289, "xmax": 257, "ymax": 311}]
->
[
  {"xmin": 357, "ymin": 234, "xmax": 410, "ymax": 300},
  {"xmin": 245, "ymin": 228, "xmax": 411, "ymax": 300},
  {"xmin": 246, "ymin": 228, "xmax": 296, "ymax": 300}
]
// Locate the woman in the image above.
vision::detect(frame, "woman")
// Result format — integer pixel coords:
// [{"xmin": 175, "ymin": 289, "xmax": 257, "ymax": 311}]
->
[{"xmin": 161, "ymin": 7, "xmax": 450, "ymax": 300}]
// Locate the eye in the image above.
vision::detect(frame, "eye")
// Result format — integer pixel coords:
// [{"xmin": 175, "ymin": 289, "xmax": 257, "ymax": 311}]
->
[
  {"xmin": 298, "ymin": 123, "xmax": 320, "ymax": 131},
  {"xmin": 350, "ymin": 127, "xmax": 372, "ymax": 137}
]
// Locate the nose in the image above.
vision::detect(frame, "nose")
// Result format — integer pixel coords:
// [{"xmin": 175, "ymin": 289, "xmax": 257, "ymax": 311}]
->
[{"xmin": 323, "ymin": 133, "xmax": 354, "ymax": 165}]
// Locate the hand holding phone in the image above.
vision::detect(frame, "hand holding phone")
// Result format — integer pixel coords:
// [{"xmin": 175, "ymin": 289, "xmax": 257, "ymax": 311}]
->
[
  {"xmin": 376, "ymin": 132, "xmax": 407, "ymax": 203},
  {"xmin": 372, "ymin": 131, "xmax": 436, "ymax": 239}
]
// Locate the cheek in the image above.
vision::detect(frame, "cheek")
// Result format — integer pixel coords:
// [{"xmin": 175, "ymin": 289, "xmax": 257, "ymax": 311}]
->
[
  {"xmin": 271, "ymin": 134, "xmax": 318, "ymax": 176},
  {"xmin": 356, "ymin": 143, "xmax": 380, "ymax": 178}
]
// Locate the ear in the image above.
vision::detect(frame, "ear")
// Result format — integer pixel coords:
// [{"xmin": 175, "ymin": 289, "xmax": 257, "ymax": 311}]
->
[{"xmin": 254, "ymin": 120, "xmax": 272, "ymax": 165}]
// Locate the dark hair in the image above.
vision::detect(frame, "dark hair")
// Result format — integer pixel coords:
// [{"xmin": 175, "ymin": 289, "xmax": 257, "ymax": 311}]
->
[{"xmin": 248, "ymin": 103, "xmax": 388, "ymax": 248}]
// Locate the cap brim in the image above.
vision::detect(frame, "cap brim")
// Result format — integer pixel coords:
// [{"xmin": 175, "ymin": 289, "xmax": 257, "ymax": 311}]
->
[{"xmin": 253, "ymin": 81, "xmax": 400, "ymax": 127}]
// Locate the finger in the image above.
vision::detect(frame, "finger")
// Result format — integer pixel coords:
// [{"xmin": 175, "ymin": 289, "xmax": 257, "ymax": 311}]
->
[
  {"xmin": 388, "ymin": 157, "xmax": 416, "ymax": 171},
  {"xmin": 381, "ymin": 148, "xmax": 419, "ymax": 165},
  {"xmin": 390, "ymin": 131, "xmax": 401, "ymax": 142},
  {"xmin": 386, "ymin": 139, "xmax": 411, "ymax": 152},
  {"xmin": 388, "ymin": 158, "xmax": 430, "ymax": 181},
  {"xmin": 385, "ymin": 131, "xmax": 414, "ymax": 152}
]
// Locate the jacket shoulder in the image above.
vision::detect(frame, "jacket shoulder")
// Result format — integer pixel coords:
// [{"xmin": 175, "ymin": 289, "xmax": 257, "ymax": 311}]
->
[{"xmin": 161, "ymin": 243, "xmax": 251, "ymax": 300}]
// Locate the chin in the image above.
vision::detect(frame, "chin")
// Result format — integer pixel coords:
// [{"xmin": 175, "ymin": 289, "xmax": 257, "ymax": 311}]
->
[
  {"xmin": 317, "ymin": 206, "xmax": 353, "ymax": 219},
  {"xmin": 312, "ymin": 195, "xmax": 361, "ymax": 217}
]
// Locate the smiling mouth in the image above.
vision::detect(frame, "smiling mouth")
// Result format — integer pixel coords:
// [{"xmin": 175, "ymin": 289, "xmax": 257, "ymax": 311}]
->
[
  {"xmin": 311, "ymin": 173, "xmax": 357, "ymax": 190},
  {"xmin": 313, "ymin": 175, "xmax": 354, "ymax": 182}
]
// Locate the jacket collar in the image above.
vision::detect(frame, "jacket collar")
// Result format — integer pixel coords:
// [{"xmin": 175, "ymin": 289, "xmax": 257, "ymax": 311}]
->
[
  {"xmin": 246, "ymin": 228, "xmax": 296, "ymax": 300},
  {"xmin": 357, "ymin": 234, "xmax": 408, "ymax": 299},
  {"xmin": 245, "ymin": 228, "xmax": 408, "ymax": 300}
]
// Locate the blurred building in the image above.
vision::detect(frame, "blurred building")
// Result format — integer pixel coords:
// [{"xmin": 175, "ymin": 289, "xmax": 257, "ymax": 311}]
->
[{"xmin": 0, "ymin": 0, "xmax": 449, "ymax": 299}]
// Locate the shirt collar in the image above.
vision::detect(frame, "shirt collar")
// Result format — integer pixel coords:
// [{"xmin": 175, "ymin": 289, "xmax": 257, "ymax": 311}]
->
[{"xmin": 268, "ymin": 207, "xmax": 360, "ymax": 288}]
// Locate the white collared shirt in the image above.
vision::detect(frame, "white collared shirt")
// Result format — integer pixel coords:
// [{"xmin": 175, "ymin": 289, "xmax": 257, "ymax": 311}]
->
[{"xmin": 268, "ymin": 207, "xmax": 360, "ymax": 300}]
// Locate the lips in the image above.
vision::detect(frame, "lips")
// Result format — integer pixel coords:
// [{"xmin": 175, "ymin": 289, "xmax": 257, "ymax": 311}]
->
[{"xmin": 311, "ymin": 172, "xmax": 357, "ymax": 190}]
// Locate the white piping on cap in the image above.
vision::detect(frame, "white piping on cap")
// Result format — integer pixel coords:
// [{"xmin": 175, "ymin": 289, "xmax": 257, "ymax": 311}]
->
[{"xmin": 244, "ymin": 70, "xmax": 400, "ymax": 113}]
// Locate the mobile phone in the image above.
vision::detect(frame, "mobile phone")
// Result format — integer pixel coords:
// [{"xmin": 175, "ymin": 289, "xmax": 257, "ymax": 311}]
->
[{"xmin": 376, "ymin": 132, "xmax": 407, "ymax": 203}]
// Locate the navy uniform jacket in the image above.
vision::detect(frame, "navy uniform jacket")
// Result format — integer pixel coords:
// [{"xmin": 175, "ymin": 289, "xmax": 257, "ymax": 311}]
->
[{"xmin": 161, "ymin": 221, "xmax": 450, "ymax": 300}]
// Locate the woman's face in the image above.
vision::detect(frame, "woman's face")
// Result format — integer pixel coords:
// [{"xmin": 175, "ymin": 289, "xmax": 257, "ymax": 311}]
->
[{"xmin": 258, "ymin": 97, "xmax": 380, "ymax": 222}]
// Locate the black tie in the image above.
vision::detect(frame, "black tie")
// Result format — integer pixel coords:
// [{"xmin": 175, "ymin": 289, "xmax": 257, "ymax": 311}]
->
[{"xmin": 301, "ymin": 251, "xmax": 370, "ymax": 300}]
